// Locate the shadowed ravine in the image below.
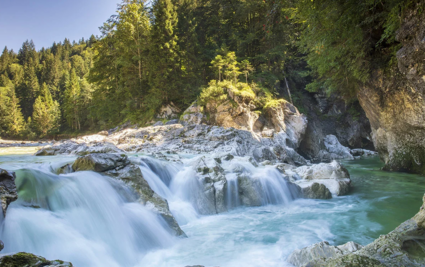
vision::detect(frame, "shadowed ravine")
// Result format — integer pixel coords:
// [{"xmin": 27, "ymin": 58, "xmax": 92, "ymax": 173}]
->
[{"xmin": 0, "ymin": 151, "xmax": 423, "ymax": 267}]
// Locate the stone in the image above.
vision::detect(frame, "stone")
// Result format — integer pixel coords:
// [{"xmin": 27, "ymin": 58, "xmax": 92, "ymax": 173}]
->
[
  {"xmin": 165, "ymin": 119, "xmax": 180, "ymax": 125},
  {"xmin": 156, "ymin": 102, "xmax": 181, "ymax": 119},
  {"xmin": 322, "ymin": 135, "xmax": 354, "ymax": 160},
  {"xmin": 153, "ymin": 121, "xmax": 164, "ymax": 126},
  {"xmin": 290, "ymin": 161, "xmax": 351, "ymax": 196},
  {"xmin": 35, "ymin": 141, "xmax": 123, "ymax": 156},
  {"xmin": 0, "ymin": 169, "xmax": 18, "ymax": 215},
  {"xmin": 0, "ymin": 252, "xmax": 73, "ymax": 267},
  {"xmin": 358, "ymin": 3, "xmax": 425, "ymax": 175},
  {"xmin": 72, "ymin": 153, "xmax": 129, "ymax": 172},
  {"xmin": 288, "ymin": 241, "xmax": 363, "ymax": 267},
  {"xmin": 301, "ymin": 183, "xmax": 332, "ymax": 199}
]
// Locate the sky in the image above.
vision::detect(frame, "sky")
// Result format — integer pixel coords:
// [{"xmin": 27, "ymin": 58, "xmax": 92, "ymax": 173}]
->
[{"xmin": 0, "ymin": 0, "xmax": 121, "ymax": 52}]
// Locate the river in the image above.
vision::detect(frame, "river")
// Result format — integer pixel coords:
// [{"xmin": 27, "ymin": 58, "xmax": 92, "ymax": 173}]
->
[{"xmin": 0, "ymin": 147, "xmax": 423, "ymax": 267}]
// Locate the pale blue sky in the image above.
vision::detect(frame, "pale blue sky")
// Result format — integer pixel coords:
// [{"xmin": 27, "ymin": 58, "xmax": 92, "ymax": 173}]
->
[{"xmin": 0, "ymin": 0, "xmax": 121, "ymax": 52}]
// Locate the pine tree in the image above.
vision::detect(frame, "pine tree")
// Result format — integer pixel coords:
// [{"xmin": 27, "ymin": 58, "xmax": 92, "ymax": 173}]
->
[
  {"xmin": 19, "ymin": 61, "xmax": 40, "ymax": 117},
  {"xmin": 0, "ymin": 82, "xmax": 25, "ymax": 137},
  {"xmin": 64, "ymin": 69, "xmax": 81, "ymax": 130},
  {"xmin": 149, "ymin": 0, "xmax": 181, "ymax": 109},
  {"xmin": 32, "ymin": 83, "xmax": 61, "ymax": 137}
]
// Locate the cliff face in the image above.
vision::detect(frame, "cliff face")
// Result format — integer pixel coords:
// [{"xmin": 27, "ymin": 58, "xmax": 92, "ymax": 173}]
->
[{"xmin": 358, "ymin": 2, "xmax": 425, "ymax": 174}]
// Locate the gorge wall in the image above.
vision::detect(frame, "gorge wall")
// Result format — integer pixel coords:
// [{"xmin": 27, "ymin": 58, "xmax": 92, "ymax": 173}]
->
[{"xmin": 358, "ymin": 1, "xmax": 425, "ymax": 174}]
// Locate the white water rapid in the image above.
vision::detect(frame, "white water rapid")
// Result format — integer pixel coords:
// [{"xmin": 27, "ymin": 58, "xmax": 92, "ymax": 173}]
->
[{"xmin": 0, "ymin": 152, "xmax": 422, "ymax": 267}]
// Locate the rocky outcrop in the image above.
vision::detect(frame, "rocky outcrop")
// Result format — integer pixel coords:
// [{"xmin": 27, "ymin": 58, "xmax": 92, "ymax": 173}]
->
[
  {"xmin": 301, "ymin": 183, "xmax": 332, "ymax": 199},
  {"xmin": 71, "ymin": 153, "xmax": 185, "ymax": 236},
  {"xmin": 298, "ymin": 91, "xmax": 374, "ymax": 162},
  {"xmin": 0, "ymin": 252, "xmax": 73, "ymax": 267},
  {"xmin": 0, "ymin": 168, "xmax": 18, "ymax": 215},
  {"xmin": 289, "ymin": 194, "xmax": 425, "ymax": 266},
  {"xmin": 287, "ymin": 161, "xmax": 351, "ymax": 197},
  {"xmin": 35, "ymin": 141, "xmax": 123, "ymax": 156},
  {"xmin": 358, "ymin": 1, "xmax": 425, "ymax": 174},
  {"xmin": 288, "ymin": 241, "xmax": 363, "ymax": 267},
  {"xmin": 156, "ymin": 102, "xmax": 181, "ymax": 120}
]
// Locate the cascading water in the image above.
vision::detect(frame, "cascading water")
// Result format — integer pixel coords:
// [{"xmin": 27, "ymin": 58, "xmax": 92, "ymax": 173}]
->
[
  {"xmin": 0, "ymin": 150, "xmax": 423, "ymax": 267},
  {"xmin": 0, "ymin": 168, "xmax": 175, "ymax": 267},
  {"xmin": 0, "ymin": 153, "xmax": 315, "ymax": 267}
]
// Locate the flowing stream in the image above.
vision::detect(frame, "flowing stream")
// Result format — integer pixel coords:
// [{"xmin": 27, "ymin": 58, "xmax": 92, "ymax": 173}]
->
[{"xmin": 0, "ymin": 147, "xmax": 423, "ymax": 267}]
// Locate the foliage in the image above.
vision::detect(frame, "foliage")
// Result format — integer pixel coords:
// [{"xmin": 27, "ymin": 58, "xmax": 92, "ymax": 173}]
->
[{"xmin": 293, "ymin": 0, "xmax": 418, "ymax": 99}]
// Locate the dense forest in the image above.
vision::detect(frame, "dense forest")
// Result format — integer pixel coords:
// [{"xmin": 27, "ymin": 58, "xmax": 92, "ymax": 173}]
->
[{"xmin": 0, "ymin": 0, "xmax": 416, "ymax": 139}]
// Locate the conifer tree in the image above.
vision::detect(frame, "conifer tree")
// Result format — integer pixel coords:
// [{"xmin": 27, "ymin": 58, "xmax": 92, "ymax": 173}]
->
[
  {"xmin": 64, "ymin": 69, "xmax": 81, "ymax": 130},
  {"xmin": 0, "ymin": 82, "xmax": 25, "ymax": 137},
  {"xmin": 149, "ymin": 0, "xmax": 181, "ymax": 108},
  {"xmin": 32, "ymin": 83, "xmax": 60, "ymax": 137}
]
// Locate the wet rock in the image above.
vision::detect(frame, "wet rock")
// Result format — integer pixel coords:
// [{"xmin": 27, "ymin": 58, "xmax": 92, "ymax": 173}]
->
[
  {"xmin": 153, "ymin": 121, "xmax": 164, "ymax": 126},
  {"xmin": 35, "ymin": 141, "xmax": 123, "ymax": 156},
  {"xmin": 72, "ymin": 153, "xmax": 129, "ymax": 172},
  {"xmin": 350, "ymin": 148, "xmax": 378, "ymax": 157},
  {"xmin": 0, "ymin": 169, "xmax": 18, "ymax": 215},
  {"xmin": 288, "ymin": 241, "xmax": 363, "ymax": 267},
  {"xmin": 238, "ymin": 175, "xmax": 262, "ymax": 206},
  {"xmin": 291, "ymin": 161, "xmax": 351, "ymax": 196},
  {"xmin": 0, "ymin": 252, "xmax": 73, "ymax": 266},
  {"xmin": 301, "ymin": 183, "xmax": 332, "ymax": 199}
]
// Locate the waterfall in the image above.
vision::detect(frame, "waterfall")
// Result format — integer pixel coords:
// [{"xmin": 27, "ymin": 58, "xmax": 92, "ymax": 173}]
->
[
  {"xmin": 0, "ymin": 154, "xmax": 301, "ymax": 266},
  {"xmin": 137, "ymin": 155, "xmax": 300, "ymax": 220},
  {"xmin": 1, "ymin": 168, "xmax": 175, "ymax": 267}
]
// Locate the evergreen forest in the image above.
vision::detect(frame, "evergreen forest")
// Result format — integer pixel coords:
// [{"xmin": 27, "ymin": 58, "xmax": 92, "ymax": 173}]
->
[{"xmin": 0, "ymin": 0, "xmax": 417, "ymax": 139}]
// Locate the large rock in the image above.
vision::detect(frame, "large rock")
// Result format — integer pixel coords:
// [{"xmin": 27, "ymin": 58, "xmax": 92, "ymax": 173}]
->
[
  {"xmin": 180, "ymin": 101, "xmax": 206, "ymax": 125},
  {"xmin": 298, "ymin": 91, "xmax": 374, "ymax": 163},
  {"xmin": 289, "ymin": 161, "xmax": 351, "ymax": 197},
  {"xmin": 358, "ymin": 2, "xmax": 425, "ymax": 175},
  {"xmin": 0, "ymin": 252, "xmax": 73, "ymax": 266},
  {"xmin": 0, "ymin": 169, "xmax": 18, "ymax": 215},
  {"xmin": 71, "ymin": 153, "xmax": 185, "ymax": 236},
  {"xmin": 35, "ymin": 141, "xmax": 123, "ymax": 156},
  {"xmin": 156, "ymin": 102, "xmax": 181, "ymax": 120},
  {"xmin": 72, "ymin": 153, "xmax": 129, "ymax": 172},
  {"xmin": 301, "ymin": 183, "xmax": 332, "ymax": 200},
  {"xmin": 288, "ymin": 241, "xmax": 363, "ymax": 267}
]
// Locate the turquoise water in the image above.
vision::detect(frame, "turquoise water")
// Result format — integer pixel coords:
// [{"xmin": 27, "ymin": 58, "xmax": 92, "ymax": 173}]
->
[{"xmin": 0, "ymin": 149, "xmax": 424, "ymax": 267}]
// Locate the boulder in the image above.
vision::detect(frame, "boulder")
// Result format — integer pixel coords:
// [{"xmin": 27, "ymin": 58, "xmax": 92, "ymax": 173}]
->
[
  {"xmin": 301, "ymin": 183, "xmax": 332, "ymax": 200},
  {"xmin": 0, "ymin": 169, "xmax": 18, "ymax": 215},
  {"xmin": 322, "ymin": 135, "xmax": 354, "ymax": 160},
  {"xmin": 72, "ymin": 153, "xmax": 129, "ymax": 172},
  {"xmin": 180, "ymin": 101, "xmax": 206, "ymax": 125},
  {"xmin": 291, "ymin": 161, "xmax": 351, "ymax": 197},
  {"xmin": 35, "ymin": 141, "xmax": 123, "ymax": 156},
  {"xmin": 288, "ymin": 241, "xmax": 363, "ymax": 267},
  {"xmin": 0, "ymin": 252, "xmax": 73, "ymax": 266},
  {"xmin": 157, "ymin": 102, "xmax": 181, "ymax": 120}
]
